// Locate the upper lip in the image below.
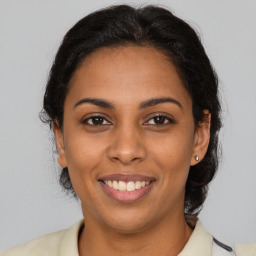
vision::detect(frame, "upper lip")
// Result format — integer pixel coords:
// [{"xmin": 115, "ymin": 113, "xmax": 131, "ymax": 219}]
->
[{"xmin": 98, "ymin": 174, "xmax": 155, "ymax": 182}]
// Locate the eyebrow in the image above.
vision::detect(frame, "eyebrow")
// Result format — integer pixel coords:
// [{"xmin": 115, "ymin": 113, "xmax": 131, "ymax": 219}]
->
[
  {"xmin": 139, "ymin": 97, "xmax": 183, "ymax": 109},
  {"xmin": 74, "ymin": 97, "xmax": 183, "ymax": 110},
  {"xmin": 74, "ymin": 98, "xmax": 115, "ymax": 109}
]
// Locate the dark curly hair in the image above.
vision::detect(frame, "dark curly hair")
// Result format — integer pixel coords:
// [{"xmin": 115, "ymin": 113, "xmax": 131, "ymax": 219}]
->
[{"xmin": 40, "ymin": 4, "xmax": 222, "ymax": 216}]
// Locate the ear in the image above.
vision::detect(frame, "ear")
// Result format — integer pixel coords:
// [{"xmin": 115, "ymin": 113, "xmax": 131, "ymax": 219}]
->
[
  {"xmin": 53, "ymin": 121, "xmax": 67, "ymax": 168},
  {"xmin": 190, "ymin": 110, "xmax": 211, "ymax": 166}
]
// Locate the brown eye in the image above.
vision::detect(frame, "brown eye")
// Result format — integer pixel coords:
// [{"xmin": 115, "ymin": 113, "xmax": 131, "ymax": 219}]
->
[
  {"xmin": 146, "ymin": 115, "xmax": 175, "ymax": 126},
  {"xmin": 82, "ymin": 116, "xmax": 110, "ymax": 126},
  {"xmin": 153, "ymin": 116, "xmax": 167, "ymax": 125},
  {"xmin": 146, "ymin": 115, "xmax": 174, "ymax": 126}
]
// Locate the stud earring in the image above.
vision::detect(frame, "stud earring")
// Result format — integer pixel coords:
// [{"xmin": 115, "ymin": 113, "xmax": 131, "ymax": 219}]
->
[{"xmin": 195, "ymin": 155, "xmax": 199, "ymax": 161}]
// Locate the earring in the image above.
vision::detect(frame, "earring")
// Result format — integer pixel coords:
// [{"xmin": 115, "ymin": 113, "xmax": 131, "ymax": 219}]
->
[{"xmin": 195, "ymin": 155, "xmax": 199, "ymax": 161}]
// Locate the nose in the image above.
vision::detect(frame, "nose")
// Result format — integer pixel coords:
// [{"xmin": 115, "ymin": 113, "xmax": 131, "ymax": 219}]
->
[{"xmin": 107, "ymin": 127, "xmax": 146, "ymax": 165}]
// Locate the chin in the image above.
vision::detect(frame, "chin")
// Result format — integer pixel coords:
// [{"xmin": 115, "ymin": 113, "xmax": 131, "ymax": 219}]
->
[
  {"xmin": 99, "ymin": 208, "xmax": 159, "ymax": 234},
  {"xmin": 106, "ymin": 219, "xmax": 151, "ymax": 234}
]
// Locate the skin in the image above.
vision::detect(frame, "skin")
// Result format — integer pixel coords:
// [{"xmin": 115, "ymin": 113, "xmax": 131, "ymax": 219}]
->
[{"xmin": 54, "ymin": 46, "xmax": 211, "ymax": 256}]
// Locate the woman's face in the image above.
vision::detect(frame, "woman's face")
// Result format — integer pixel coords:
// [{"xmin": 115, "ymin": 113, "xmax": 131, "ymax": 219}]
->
[{"xmin": 54, "ymin": 46, "xmax": 210, "ymax": 232}]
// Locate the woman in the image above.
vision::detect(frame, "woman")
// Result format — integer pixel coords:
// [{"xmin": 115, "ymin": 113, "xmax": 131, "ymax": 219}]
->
[{"xmin": 2, "ymin": 4, "xmax": 255, "ymax": 256}]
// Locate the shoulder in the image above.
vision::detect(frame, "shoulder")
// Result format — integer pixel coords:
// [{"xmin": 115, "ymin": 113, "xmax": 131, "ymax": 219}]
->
[
  {"xmin": 212, "ymin": 233, "xmax": 256, "ymax": 256},
  {"xmin": 182, "ymin": 217, "xmax": 256, "ymax": 256},
  {"xmin": 1, "ymin": 230, "xmax": 66, "ymax": 256},
  {"xmin": 212, "ymin": 232, "xmax": 256, "ymax": 256},
  {"xmin": 179, "ymin": 219, "xmax": 235, "ymax": 256},
  {"xmin": 212, "ymin": 238, "xmax": 235, "ymax": 256},
  {"xmin": 235, "ymin": 243, "xmax": 256, "ymax": 256},
  {"xmin": 1, "ymin": 220, "xmax": 84, "ymax": 256}
]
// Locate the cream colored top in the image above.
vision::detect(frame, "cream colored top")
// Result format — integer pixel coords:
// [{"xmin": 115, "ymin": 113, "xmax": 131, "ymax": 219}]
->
[{"xmin": 1, "ymin": 219, "xmax": 255, "ymax": 256}]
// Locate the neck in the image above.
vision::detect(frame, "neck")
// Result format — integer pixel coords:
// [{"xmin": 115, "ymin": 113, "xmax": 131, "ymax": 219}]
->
[{"xmin": 78, "ymin": 211, "xmax": 193, "ymax": 256}]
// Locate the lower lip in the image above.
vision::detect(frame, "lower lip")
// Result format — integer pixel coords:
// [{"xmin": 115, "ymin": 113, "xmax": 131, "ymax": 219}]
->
[{"xmin": 99, "ymin": 181, "xmax": 154, "ymax": 203}]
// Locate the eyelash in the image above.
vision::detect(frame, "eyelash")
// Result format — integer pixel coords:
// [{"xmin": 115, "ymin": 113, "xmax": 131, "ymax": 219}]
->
[
  {"xmin": 144, "ymin": 115, "xmax": 176, "ymax": 126},
  {"xmin": 81, "ymin": 114, "xmax": 176, "ymax": 127},
  {"xmin": 82, "ymin": 115, "xmax": 111, "ymax": 126}
]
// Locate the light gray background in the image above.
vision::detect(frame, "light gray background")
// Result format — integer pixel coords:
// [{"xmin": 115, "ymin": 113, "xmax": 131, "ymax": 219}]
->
[{"xmin": 0, "ymin": 0, "xmax": 255, "ymax": 252}]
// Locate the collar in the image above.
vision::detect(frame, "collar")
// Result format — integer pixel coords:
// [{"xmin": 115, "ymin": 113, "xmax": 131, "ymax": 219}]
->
[
  {"xmin": 178, "ymin": 220, "xmax": 213, "ymax": 256},
  {"xmin": 58, "ymin": 219, "xmax": 83, "ymax": 256}
]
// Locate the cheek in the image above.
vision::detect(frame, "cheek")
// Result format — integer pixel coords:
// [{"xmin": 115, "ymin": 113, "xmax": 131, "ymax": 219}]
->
[
  {"xmin": 64, "ymin": 129, "xmax": 106, "ymax": 169},
  {"xmin": 151, "ymin": 129, "xmax": 195, "ymax": 182},
  {"xmin": 62, "ymin": 130, "xmax": 108, "ymax": 196}
]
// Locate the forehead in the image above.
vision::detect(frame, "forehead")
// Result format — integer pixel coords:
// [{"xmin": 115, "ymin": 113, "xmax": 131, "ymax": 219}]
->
[{"xmin": 67, "ymin": 46, "xmax": 191, "ymax": 108}]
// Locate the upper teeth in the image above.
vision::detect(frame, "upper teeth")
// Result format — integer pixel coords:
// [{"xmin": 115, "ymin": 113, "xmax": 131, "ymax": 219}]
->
[{"xmin": 104, "ymin": 180, "xmax": 150, "ymax": 192}]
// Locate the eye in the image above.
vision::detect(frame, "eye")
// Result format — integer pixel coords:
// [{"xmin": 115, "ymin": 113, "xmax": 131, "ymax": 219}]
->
[
  {"xmin": 145, "ymin": 115, "xmax": 175, "ymax": 126},
  {"xmin": 82, "ymin": 115, "xmax": 111, "ymax": 126}
]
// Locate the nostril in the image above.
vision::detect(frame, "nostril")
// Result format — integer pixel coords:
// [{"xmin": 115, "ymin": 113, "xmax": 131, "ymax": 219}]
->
[{"xmin": 106, "ymin": 141, "xmax": 147, "ymax": 164}]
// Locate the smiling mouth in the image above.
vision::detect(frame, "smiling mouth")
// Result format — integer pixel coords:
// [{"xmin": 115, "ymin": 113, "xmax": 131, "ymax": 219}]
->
[
  {"xmin": 98, "ymin": 174, "xmax": 155, "ymax": 203},
  {"xmin": 102, "ymin": 180, "xmax": 151, "ymax": 192}
]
